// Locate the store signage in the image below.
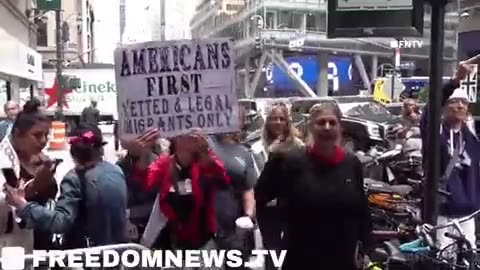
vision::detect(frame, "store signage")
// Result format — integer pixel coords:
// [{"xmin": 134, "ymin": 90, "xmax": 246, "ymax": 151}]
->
[
  {"xmin": 327, "ymin": 0, "xmax": 423, "ymax": 38},
  {"xmin": 0, "ymin": 28, "xmax": 42, "ymax": 82}
]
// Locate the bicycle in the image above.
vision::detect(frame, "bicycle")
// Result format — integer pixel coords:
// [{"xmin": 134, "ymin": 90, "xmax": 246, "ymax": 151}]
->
[{"xmin": 369, "ymin": 208, "xmax": 480, "ymax": 269}]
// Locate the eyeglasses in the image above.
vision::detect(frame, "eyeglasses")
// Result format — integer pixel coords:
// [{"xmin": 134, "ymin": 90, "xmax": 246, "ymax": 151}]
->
[{"xmin": 447, "ymin": 98, "xmax": 468, "ymax": 106}]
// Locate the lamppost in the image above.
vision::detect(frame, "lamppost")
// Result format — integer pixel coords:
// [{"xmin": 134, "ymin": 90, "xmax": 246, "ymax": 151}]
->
[
  {"xmin": 423, "ymin": 0, "xmax": 450, "ymax": 232},
  {"xmin": 37, "ymin": 0, "xmax": 85, "ymax": 120}
]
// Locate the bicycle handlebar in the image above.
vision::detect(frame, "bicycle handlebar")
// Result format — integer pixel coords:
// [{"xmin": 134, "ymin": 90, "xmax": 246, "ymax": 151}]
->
[
  {"xmin": 433, "ymin": 208, "xmax": 480, "ymax": 231},
  {"xmin": 416, "ymin": 208, "xmax": 480, "ymax": 244},
  {"xmin": 444, "ymin": 232, "xmax": 465, "ymax": 243},
  {"xmin": 443, "ymin": 232, "xmax": 473, "ymax": 258}
]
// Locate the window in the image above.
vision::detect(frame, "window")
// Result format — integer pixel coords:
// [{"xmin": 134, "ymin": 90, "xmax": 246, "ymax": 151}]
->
[
  {"xmin": 279, "ymin": 11, "xmax": 291, "ymax": 28},
  {"xmin": 36, "ymin": 19, "xmax": 48, "ymax": 46},
  {"xmin": 292, "ymin": 12, "xmax": 304, "ymax": 29},
  {"xmin": 226, "ymin": 4, "xmax": 242, "ymax": 11},
  {"xmin": 265, "ymin": 12, "xmax": 275, "ymax": 28},
  {"xmin": 306, "ymin": 13, "xmax": 316, "ymax": 30}
]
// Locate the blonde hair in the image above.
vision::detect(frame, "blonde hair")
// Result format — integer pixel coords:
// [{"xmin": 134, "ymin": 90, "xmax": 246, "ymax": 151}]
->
[{"xmin": 262, "ymin": 102, "xmax": 303, "ymax": 153}]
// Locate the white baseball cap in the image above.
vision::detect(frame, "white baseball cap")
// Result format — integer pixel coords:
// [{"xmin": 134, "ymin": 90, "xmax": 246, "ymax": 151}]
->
[{"xmin": 448, "ymin": 87, "xmax": 469, "ymax": 102}]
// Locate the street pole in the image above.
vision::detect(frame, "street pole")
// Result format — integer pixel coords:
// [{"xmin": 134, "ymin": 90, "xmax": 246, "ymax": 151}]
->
[
  {"xmin": 423, "ymin": 0, "xmax": 448, "ymax": 230},
  {"xmin": 390, "ymin": 70, "xmax": 395, "ymax": 102},
  {"xmin": 160, "ymin": 0, "xmax": 166, "ymax": 41},
  {"xmin": 55, "ymin": 3, "xmax": 64, "ymax": 120}
]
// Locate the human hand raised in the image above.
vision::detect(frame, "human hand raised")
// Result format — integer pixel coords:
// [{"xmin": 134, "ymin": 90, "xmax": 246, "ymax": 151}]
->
[
  {"xmin": 453, "ymin": 61, "xmax": 474, "ymax": 83},
  {"xmin": 122, "ymin": 128, "xmax": 161, "ymax": 157}
]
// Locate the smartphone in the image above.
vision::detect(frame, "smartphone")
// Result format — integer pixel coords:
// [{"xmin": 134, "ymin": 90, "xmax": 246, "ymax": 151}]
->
[
  {"xmin": 52, "ymin": 158, "xmax": 63, "ymax": 172},
  {"xmin": 3, "ymin": 168, "xmax": 18, "ymax": 188}
]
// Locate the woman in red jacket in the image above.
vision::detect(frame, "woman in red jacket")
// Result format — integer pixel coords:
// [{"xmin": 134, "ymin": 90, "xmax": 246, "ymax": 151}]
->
[{"xmin": 126, "ymin": 129, "xmax": 230, "ymax": 250}]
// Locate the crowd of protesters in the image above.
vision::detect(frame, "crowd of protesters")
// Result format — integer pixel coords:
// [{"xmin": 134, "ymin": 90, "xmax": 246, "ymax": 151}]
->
[{"xmin": 0, "ymin": 58, "xmax": 479, "ymax": 270}]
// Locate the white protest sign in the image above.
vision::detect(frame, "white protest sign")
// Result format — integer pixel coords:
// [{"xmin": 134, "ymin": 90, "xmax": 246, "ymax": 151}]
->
[
  {"xmin": 114, "ymin": 38, "xmax": 239, "ymax": 140},
  {"xmin": 459, "ymin": 64, "xmax": 478, "ymax": 103}
]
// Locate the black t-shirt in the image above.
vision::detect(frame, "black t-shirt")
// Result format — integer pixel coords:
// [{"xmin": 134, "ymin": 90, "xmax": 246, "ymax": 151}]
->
[
  {"xmin": 166, "ymin": 165, "xmax": 195, "ymax": 224},
  {"xmin": 81, "ymin": 106, "xmax": 100, "ymax": 126},
  {"xmin": 255, "ymin": 149, "xmax": 371, "ymax": 270}
]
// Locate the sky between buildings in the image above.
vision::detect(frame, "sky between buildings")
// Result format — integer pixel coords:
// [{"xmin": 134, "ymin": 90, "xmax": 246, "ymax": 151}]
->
[{"xmin": 93, "ymin": 0, "xmax": 197, "ymax": 63}]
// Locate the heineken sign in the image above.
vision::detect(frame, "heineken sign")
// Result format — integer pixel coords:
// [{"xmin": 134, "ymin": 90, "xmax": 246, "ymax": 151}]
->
[
  {"xmin": 43, "ymin": 69, "xmax": 118, "ymax": 115},
  {"xmin": 327, "ymin": 0, "xmax": 424, "ymax": 38}
]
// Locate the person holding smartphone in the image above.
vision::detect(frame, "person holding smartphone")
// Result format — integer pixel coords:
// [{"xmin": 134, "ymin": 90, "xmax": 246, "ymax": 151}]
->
[
  {"xmin": 0, "ymin": 99, "xmax": 58, "ymax": 252},
  {"xmin": 5, "ymin": 124, "xmax": 127, "ymax": 249}
]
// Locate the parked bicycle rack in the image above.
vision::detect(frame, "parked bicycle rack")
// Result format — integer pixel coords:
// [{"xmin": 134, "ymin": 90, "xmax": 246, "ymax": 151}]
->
[{"xmin": 2, "ymin": 243, "xmax": 151, "ymax": 270}]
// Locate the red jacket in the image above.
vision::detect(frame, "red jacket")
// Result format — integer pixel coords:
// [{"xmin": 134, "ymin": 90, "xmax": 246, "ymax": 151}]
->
[{"xmin": 134, "ymin": 150, "xmax": 230, "ymax": 246}]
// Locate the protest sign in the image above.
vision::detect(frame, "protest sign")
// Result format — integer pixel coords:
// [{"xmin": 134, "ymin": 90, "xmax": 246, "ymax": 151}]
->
[{"xmin": 114, "ymin": 38, "xmax": 239, "ymax": 140}]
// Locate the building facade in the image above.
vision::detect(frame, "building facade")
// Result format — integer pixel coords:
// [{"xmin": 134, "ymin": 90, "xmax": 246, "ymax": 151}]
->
[
  {"xmin": 119, "ymin": 0, "xmax": 126, "ymax": 42},
  {"xmin": 0, "ymin": 0, "xmax": 43, "ymax": 107},
  {"xmin": 122, "ymin": 0, "xmax": 150, "ymax": 43},
  {"xmin": 165, "ymin": 0, "xmax": 195, "ymax": 40},
  {"xmin": 122, "ymin": 0, "xmax": 195, "ymax": 43},
  {"xmin": 191, "ymin": 0, "xmax": 245, "ymax": 36},
  {"xmin": 457, "ymin": 0, "xmax": 480, "ymax": 60},
  {"xmin": 36, "ymin": 0, "xmax": 96, "ymax": 66}
]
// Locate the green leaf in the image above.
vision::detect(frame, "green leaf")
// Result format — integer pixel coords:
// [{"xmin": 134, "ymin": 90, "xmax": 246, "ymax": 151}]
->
[{"xmin": 418, "ymin": 86, "xmax": 429, "ymax": 103}]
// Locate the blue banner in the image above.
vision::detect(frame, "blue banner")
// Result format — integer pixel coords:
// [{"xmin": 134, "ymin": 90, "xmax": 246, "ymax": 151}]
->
[{"xmin": 266, "ymin": 55, "xmax": 354, "ymax": 95}]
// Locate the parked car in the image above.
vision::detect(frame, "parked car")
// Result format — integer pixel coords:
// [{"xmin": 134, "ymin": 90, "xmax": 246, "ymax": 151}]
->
[
  {"xmin": 289, "ymin": 96, "xmax": 401, "ymax": 151},
  {"xmin": 385, "ymin": 102, "xmax": 425, "ymax": 116}
]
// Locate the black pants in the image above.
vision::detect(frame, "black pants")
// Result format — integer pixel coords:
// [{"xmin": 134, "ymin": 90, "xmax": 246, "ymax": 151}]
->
[
  {"xmin": 215, "ymin": 190, "xmax": 253, "ymax": 269},
  {"xmin": 215, "ymin": 233, "xmax": 251, "ymax": 270},
  {"xmin": 257, "ymin": 206, "xmax": 286, "ymax": 270}
]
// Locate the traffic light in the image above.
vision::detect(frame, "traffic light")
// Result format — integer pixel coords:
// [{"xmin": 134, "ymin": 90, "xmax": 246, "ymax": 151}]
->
[
  {"xmin": 61, "ymin": 22, "xmax": 70, "ymax": 43},
  {"xmin": 59, "ymin": 75, "xmax": 68, "ymax": 89},
  {"xmin": 60, "ymin": 75, "xmax": 81, "ymax": 89},
  {"xmin": 254, "ymin": 36, "xmax": 262, "ymax": 50},
  {"xmin": 68, "ymin": 77, "xmax": 81, "ymax": 89}
]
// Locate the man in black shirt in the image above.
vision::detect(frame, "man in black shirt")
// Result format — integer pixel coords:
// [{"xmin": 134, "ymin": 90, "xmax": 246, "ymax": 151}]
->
[{"xmin": 80, "ymin": 100, "xmax": 100, "ymax": 127}]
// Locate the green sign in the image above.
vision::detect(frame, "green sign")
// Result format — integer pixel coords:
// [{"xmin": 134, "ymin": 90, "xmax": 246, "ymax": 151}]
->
[{"xmin": 37, "ymin": 0, "xmax": 60, "ymax": 11}]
